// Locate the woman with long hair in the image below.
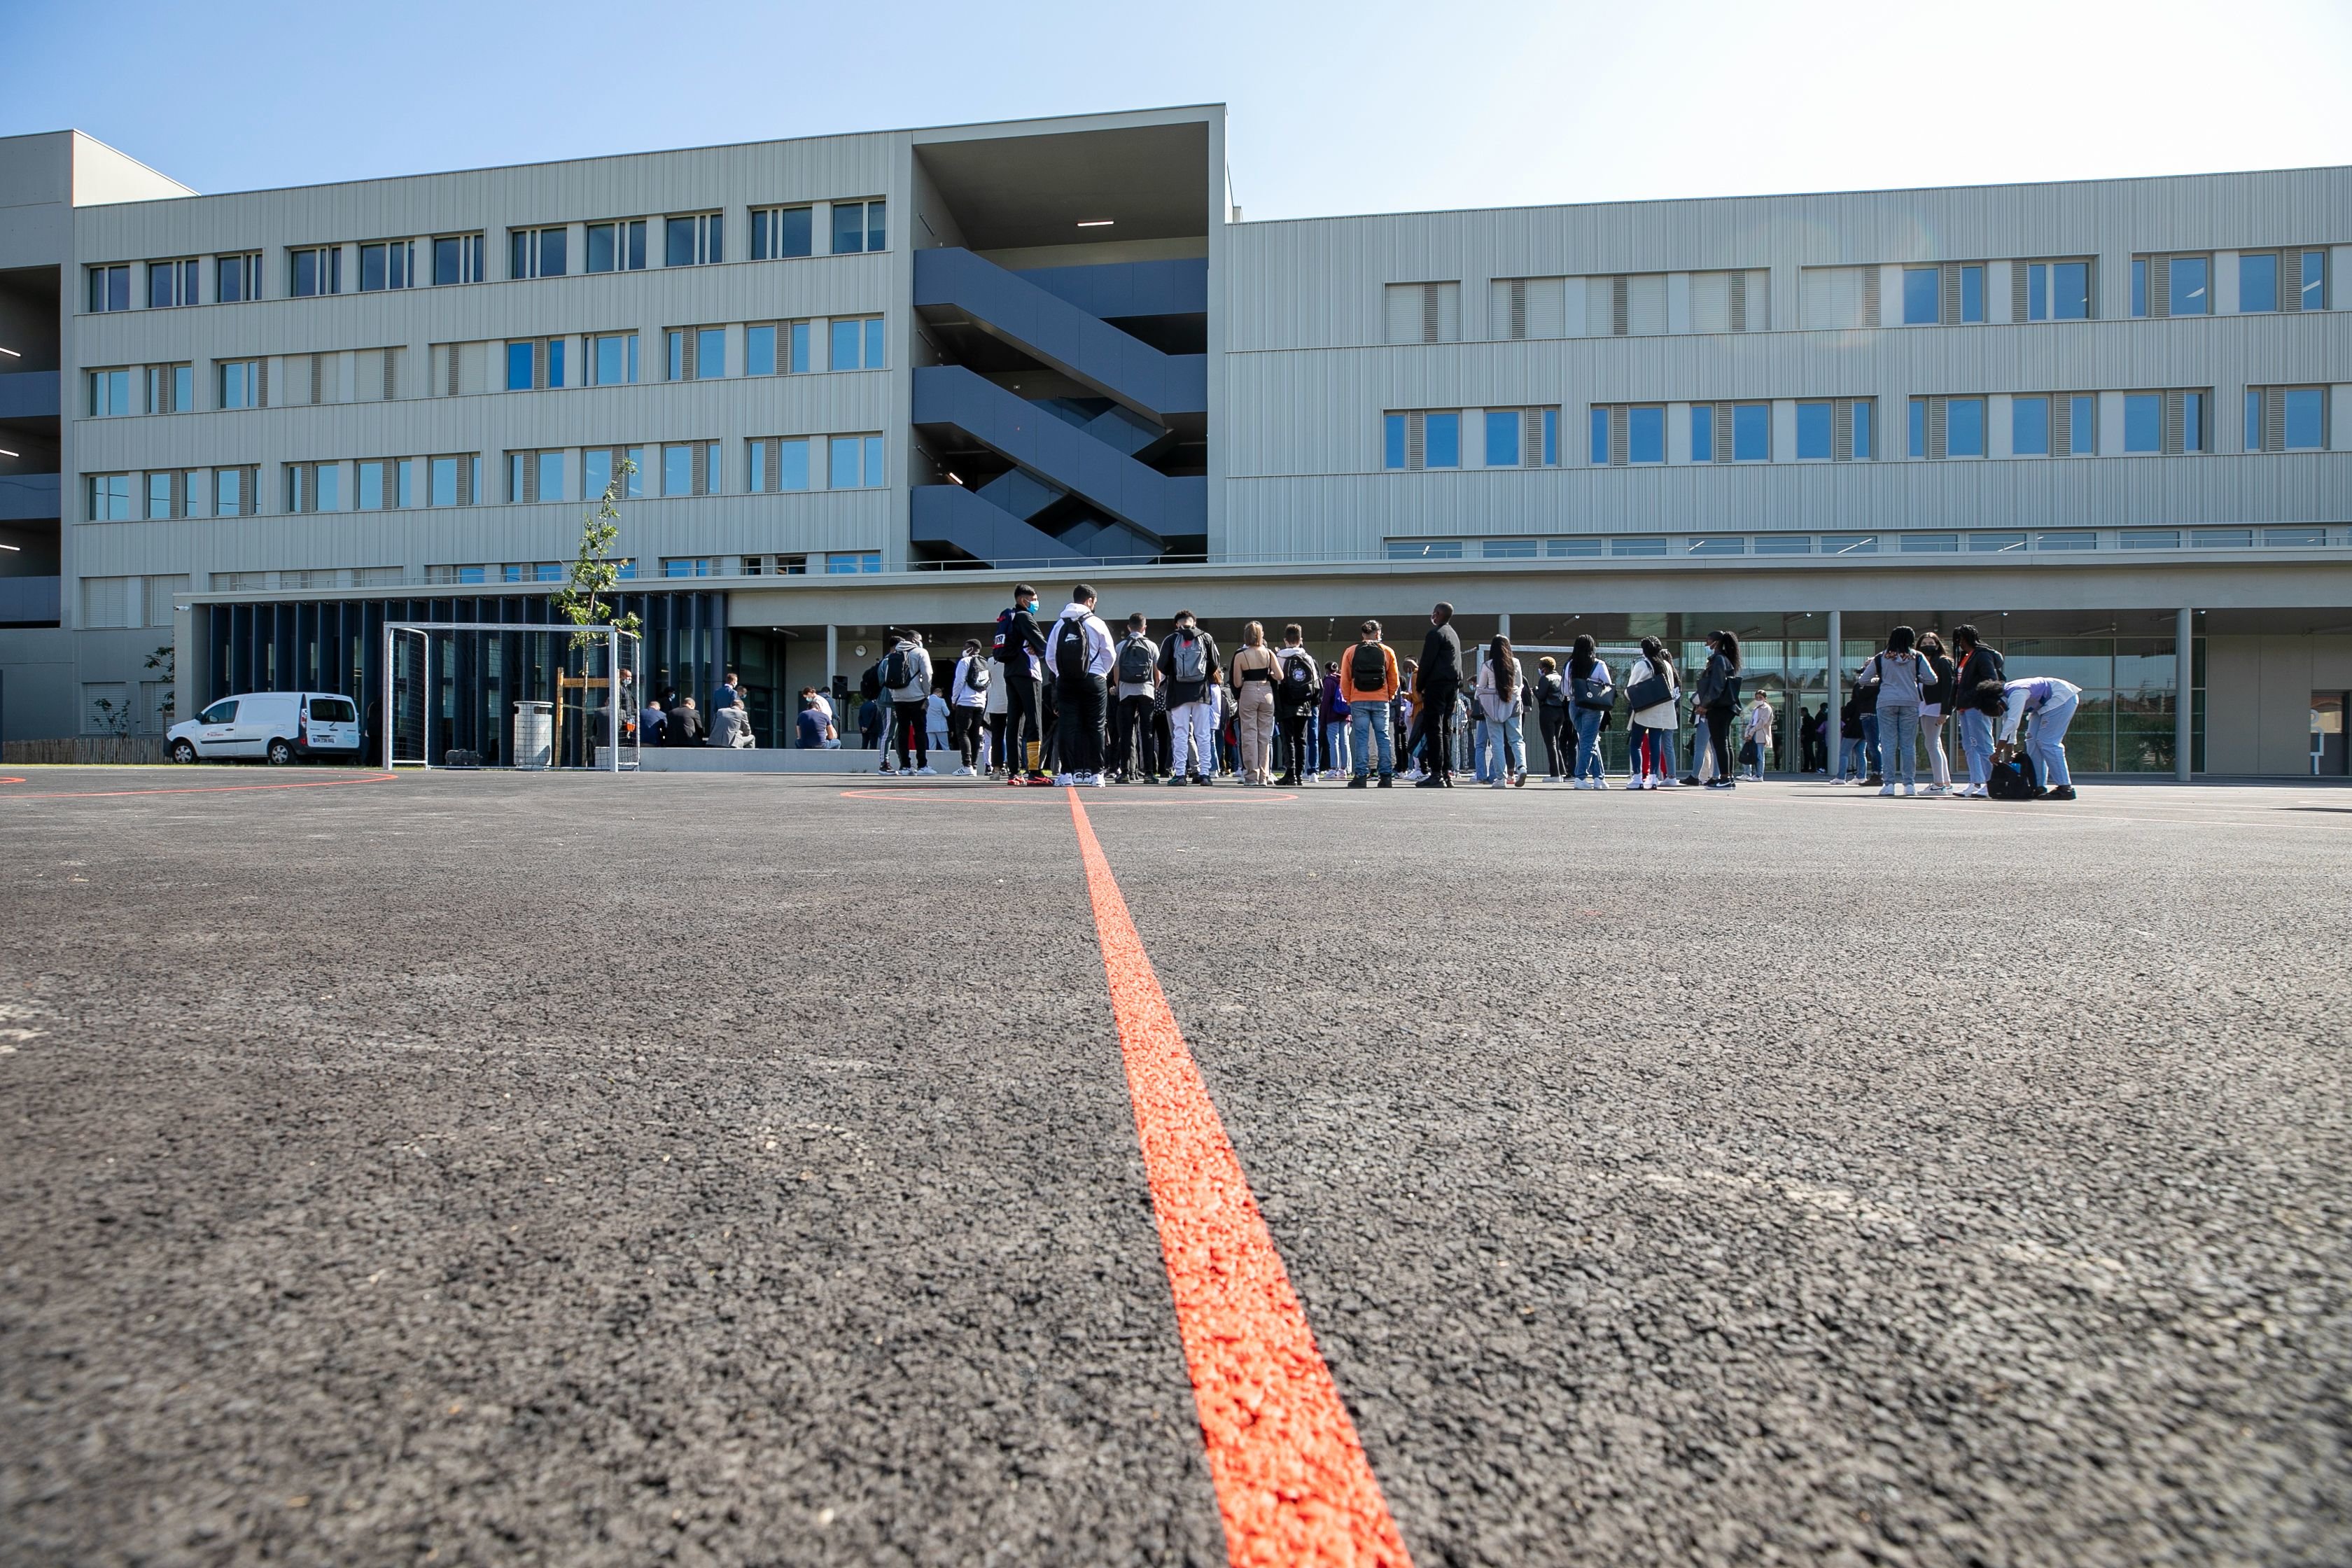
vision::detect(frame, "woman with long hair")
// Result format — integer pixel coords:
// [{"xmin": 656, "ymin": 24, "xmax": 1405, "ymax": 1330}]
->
[
  {"xmin": 1228, "ymin": 620, "xmax": 1278, "ymax": 785},
  {"xmin": 1695, "ymin": 629, "xmax": 1743, "ymax": 790},
  {"xmin": 1916, "ymin": 629, "xmax": 1956, "ymax": 794},
  {"xmin": 1627, "ymin": 636, "xmax": 1679, "ymax": 790},
  {"xmin": 1474, "ymin": 634, "xmax": 1529, "ymax": 788},
  {"xmin": 1567, "ymin": 634, "xmax": 1614, "ymax": 788}
]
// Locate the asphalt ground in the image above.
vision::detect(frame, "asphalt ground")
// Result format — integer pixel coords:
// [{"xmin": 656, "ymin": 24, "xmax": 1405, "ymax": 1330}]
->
[{"xmin": 1, "ymin": 766, "xmax": 2346, "ymax": 1567}]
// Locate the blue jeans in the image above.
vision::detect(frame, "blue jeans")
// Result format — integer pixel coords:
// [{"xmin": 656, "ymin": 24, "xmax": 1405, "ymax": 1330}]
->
[
  {"xmin": 2026, "ymin": 690, "xmax": 2078, "ymax": 788},
  {"xmin": 1688, "ymin": 715, "xmax": 1712, "ymax": 777},
  {"xmin": 1472, "ymin": 718, "xmax": 1492, "ymax": 781},
  {"xmin": 1574, "ymin": 708, "xmax": 1605, "ymax": 780},
  {"xmin": 1838, "ymin": 737, "xmax": 1867, "ymax": 779},
  {"xmin": 1479, "ymin": 709, "xmax": 1523, "ymax": 779},
  {"xmin": 1959, "ymin": 707, "xmax": 1994, "ymax": 787},
  {"xmin": 1350, "ymin": 701, "xmax": 1394, "ymax": 777},
  {"xmin": 1877, "ymin": 704, "xmax": 1920, "ymax": 785},
  {"xmin": 1861, "ymin": 712, "xmax": 1882, "ymax": 776}
]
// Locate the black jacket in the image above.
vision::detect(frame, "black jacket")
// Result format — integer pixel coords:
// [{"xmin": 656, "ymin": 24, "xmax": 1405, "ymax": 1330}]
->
[
  {"xmin": 1695, "ymin": 651, "xmax": 1737, "ymax": 708},
  {"xmin": 1952, "ymin": 643, "xmax": 2005, "ymax": 700},
  {"xmin": 1418, "ymin": 623, "xmax": 1462, "ymax": 690},
  {"xmin": 665, "ymin": 704, "xmax": 704, "ymax": 746}
]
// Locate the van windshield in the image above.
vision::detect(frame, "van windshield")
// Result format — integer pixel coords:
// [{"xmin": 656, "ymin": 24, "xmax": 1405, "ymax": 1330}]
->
[{"xmin": 199, "ymin": 700, "xmax": 238, "ymax": 724}]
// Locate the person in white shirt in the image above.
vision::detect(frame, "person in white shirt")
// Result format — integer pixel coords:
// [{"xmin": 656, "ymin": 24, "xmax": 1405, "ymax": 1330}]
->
[
  {"xmin": 981, "ymin": 652, "xmax": 1009, "ymax": 774},
  {"xmin": 1741, "ymin": 692, "xmax": 1774, "ymax": 780},
  {"xmin": 1626, "ymin": 636, "xmax": 1679, "ymax": 790},
  {"xmin": 925, "ymin": 688, "xmax": 950, "ymax": 760},
  {"xmin": 1040, "ymin": 584, "xmax": 1118, "ymax": 786},
  {"xmin": 1980, "ymin": 676, "xmax": 2084, "ymax": 801},
  {"xmin": 948, "ymin": 639, "xmax": 991, "ymax": 775},
  {"xmin": 1564, "ymin": 636, "xmax": 1614, "ymax": 788}
]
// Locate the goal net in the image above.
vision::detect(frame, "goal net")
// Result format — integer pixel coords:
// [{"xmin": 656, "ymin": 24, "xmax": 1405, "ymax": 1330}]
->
[{"xmin": 382, "ymin": 621, "xmax": 642, "ymax": 771}]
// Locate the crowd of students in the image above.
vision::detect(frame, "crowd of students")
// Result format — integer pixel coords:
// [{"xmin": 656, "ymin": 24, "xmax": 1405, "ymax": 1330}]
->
[{"xmin": 765, "ymin": 584, "xmax": 2086, "ymax": 799}]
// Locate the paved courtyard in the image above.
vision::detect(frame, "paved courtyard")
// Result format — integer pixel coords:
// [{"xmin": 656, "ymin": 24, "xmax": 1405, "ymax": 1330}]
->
[{"xmin": 1, "ymin": 767, "xmax": 2346, "ymax": 1567}]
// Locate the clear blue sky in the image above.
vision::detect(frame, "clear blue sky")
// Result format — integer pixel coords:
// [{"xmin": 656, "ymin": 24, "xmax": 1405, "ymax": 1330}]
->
[{"xmin": 10, "ymin": 0, "xmax": 2352, "ymax": 216}]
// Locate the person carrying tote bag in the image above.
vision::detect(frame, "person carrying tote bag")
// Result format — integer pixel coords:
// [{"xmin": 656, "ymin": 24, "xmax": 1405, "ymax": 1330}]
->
[
  {"xmin": 1625, "ymin": 636, "xmax": 1679, "ymax": 790},
  {"xmin": 1566, "ymin": 634, "xmax": 1615, "ymax": 788}
]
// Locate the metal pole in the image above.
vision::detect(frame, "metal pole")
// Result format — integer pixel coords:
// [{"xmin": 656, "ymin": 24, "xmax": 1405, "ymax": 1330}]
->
[
  {"xmin": 382, "ymin": 624, "xmax": 393, "ymax": 770},
  {"xmin": 1825, "ymin": 608, "xmax": 1843, "ymax": 776},
  {"xmin": 607, "ymin": 626, "xmax": 621, "ymax": 773},
  {"xmin": 2175, "ymin": 605, "xmax": 2194, "ymax": 783}
]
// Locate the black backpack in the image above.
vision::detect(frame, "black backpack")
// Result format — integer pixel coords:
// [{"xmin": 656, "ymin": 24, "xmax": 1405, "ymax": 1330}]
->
[
  {"xmin": 881, "ymin": 648, "xmax": 911, "ymax": 693},
  {"xmin": 859, "ymin": 662, "xmax": 884, "ymax": 701},
  {"xmin": 1349, "ymin": 642, "xmax": 1387, "ymax": 693},
  {"xmin": 1054, "ymin": 615, "xmax": 1092, "ymax": 689},
  {"xmin": 1278, "ymin": 651, "xmax": 1317, "ymax": 709},
  {"xmin": 1117, "ymin": 636, "xmax": 1155, "ymax": 685},
  {"xmin": 963, "ymin": 655, "xmax": 990, "ymax": 692}
]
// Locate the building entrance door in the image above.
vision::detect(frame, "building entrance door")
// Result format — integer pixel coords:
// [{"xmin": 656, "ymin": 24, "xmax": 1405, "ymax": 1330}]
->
[{"xmin": 2312, "ymin": 692, "xmax": 2347, "ymax": 776}]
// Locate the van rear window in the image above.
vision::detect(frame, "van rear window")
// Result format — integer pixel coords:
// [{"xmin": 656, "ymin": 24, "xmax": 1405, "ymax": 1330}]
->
[{"xmin": 309, "ymin": 697, "xmax": 356, "ymax": 722}]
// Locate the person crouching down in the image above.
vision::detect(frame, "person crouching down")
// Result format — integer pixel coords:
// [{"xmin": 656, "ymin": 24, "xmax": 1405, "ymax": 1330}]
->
[{"xmin": 1973, "ymin": 676, "xmax": 2083, "ymax": 802}]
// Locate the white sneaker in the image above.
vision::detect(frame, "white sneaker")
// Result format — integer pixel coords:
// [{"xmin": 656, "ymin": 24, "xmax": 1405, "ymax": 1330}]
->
[
  {"xmin": 1902, "ymin": 783, "xmax": 1917, "ymax": 797},
  {"xmin": 1490, "ymin": 778, "xmax": 1508, "ymax": 789},
  {"xmin": 1877, "ymin": 783, "xmax": 1896, "ymax": 796},
  {"xmin": 1088, "ymin": 773, "xmax": 1108, "ymax": 788},
  {"xmin": 916, "ymin": 765, "xmax": 937, "ymax": 776},
  {"xmin": 1053, "ymin": 772, "xmax": 1074, "ymax": 786}
]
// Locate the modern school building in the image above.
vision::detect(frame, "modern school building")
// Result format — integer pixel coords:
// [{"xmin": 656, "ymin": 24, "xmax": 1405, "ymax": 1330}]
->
[{"xmin": 2, "ymin": 106, "xmax": 2348, "ymax": 774}]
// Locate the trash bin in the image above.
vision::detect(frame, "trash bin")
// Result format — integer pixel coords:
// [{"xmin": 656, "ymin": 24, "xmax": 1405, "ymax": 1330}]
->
[{"xmin": 512, "ymin": 701, "xmax": 553, "ymax": 769}]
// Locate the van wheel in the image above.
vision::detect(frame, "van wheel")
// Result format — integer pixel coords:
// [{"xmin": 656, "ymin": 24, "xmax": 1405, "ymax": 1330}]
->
[
  {"xmin": 266, "ymin": 738, "xmax": 295, "ymax": 766},
  {"xmin": 170, "ymin": 739, "xmax": 198, "ymax": 764}
]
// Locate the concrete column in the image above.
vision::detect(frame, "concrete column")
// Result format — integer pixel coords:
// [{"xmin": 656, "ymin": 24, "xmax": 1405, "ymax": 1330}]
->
[
  {"xmin": 1497, "ymin": 612, "xmax": 1511, "ymax": 638},
  {"xmin": 825, "ymin": 623, "xmax": 839, "ymax": 692},
  {"xmin": 2176, "ymin": 606, "xmax": 2194, "ymax": 782},
  {"xmin": 1826, "ymin": 609, "xmax": 1844, "ymax": 764}
]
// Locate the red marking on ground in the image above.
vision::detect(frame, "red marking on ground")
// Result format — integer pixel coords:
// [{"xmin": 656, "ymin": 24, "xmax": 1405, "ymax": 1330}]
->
[
  {"xmin": 0, "ymin": 772, "xmax": 397, "ymax": 800},
  {"xmin": 1067, "ymin": 787, "xmax": 1412, "ymax": 1567}
]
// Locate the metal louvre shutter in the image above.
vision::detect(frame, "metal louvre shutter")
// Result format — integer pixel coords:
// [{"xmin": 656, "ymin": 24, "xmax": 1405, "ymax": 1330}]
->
[
  {"xmin": 1521, "ymin": 410, "xmax": 1544, "ymax": 466},
  {"xmin": 1688, "ymin": 272, "xmax": 1729, "ymax": 333},
  {"xmin": 1712, "ymin": 404, "xmax": 1733, "ymax": 463},
  {"xmin": 1625, "ymin": 274, "xmax": 1665, "ymax": 335},
  {"xmin": 1746, "ymin": 270, "xmax": 1769, "ymax": 330},
  {"xmin": 1508, "ymin": 279, "xmax": 1528, "ymax": 340},
  {"xmin": 1728, "ymin": 270, "xmax": 1747, "ymax": 332},
  {"xmin": 2051, "ymin": 392, "xmax": 2073, "ymax": 454},
  {"xmin": 2012, "ymin": 263, "xmax": 2031, "ymax": 321},
  {"xmin": 2282, "ymin": 253, "xmax": 2305, "ymax": 314},
  {"xmin": 1384, "ymin": 284, "xmax": 1421, "ymax": 344},
  {"xmin": 1926, "ymin": 397, "xmax": 1948, "ymax": 461},
  {"xmin": 2162, "ymin": 391, "xmax": 2186, "ymax": 454},
  {"xmin": 1833, "ymin": 400, "xmax": 1853, "ymax": 461},
  {"xmin": 1608, "ymin": 407, "xmax": 1628, "ymax": 466},
  {"xmin": 445, "ymin": 344, "xmax": 460, "ymax": 395},
  {"xmin": 1611, "ymin": 276, "xmax": 1630, "ymax": 335},
  {"xmin": 384, "ymin": 348, "xmax": 398, "ymax": 400},
  {"xmin": 1940, "ymin": 263, "xmax": 1962, "ymax": 326},
  {"xmin": 1525, "ymin": 278, "xmax": 1563, "ymax": 338},
  {"xmin": 1861, "ymin": 267, "xmax": 1881, "ymax": 326},
  {"xmin": 1405, "ymin": 411, "xmax": 1426, "ymax": 470},
  {"xmin": 2262, "ymin": 386, "xmax": 2286, "ymax": 451},
  {"xmin": 1420, "ymin": 286, "xmax": 1441, "ymax": 343},
  {"xmin": 2149, "ymin": 257, "xmax": 2172, "ymax": 318}
]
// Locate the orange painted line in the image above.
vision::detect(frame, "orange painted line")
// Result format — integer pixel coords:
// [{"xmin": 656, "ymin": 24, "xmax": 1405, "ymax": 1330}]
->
[
  {"xmin": 1067, "ymin": 787, "xmax": 1413, "ymax": 1568},
  {"xmin": 0, "ymin": 772, "xmax": 397, "ymax": 801}
]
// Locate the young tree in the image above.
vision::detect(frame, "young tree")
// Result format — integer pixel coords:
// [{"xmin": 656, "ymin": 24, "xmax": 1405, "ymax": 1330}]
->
[{"xmin": 551, "ymin": 458, "xmax": 643, "ymax": 652}]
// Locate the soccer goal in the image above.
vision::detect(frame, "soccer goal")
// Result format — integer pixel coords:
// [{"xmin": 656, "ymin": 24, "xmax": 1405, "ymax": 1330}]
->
[{"xmin": 382, "ymin": 620, "xmax": 642, "ymax": 771}]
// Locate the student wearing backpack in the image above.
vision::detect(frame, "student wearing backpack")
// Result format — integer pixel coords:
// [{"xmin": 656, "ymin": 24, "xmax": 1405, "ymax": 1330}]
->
[
  {"xmin": 1273, "ymin": 626, "xmax": 1321, "ymax": 787},
  {"xmin": 1949, "ymin": 624, "xmax": 2007, "ymax": 797},
  {"xmin": 948, "ymin": 639, "xmax": 991, "ymax": 774},
  {"xmin": 1414, "ymin": 603, "xmax": 1464, "ymax": 788},
  {"xmin": 1860, "ymin": 626, "xmax": 1933, "ymax": 796},
  {"xmin": 1625, "ymin": 636, "xmax": 1679, "ymax": 790},
  {"xmin": 991, "ymin": 583, "xmax": 1049, "ymax": 785},
  {"xmin": 1318, "ymin": 662, "xmax": 1352, "ymax": 779},
  {"xmin": 1228, "ymin": 622, "xmax": 1280, "ymax": 785},
  {"xmin": 876, "ymin": 629, "xmax": 936, "ymax": 775},
  {"xmin": 1694, "ymin": 630, "xmax": 1744, "ymax": 790},
  {"xmin": 1157, "ymin": 611, "xmax": 1222, "ymax": 785},
  {"xmin": 1977, "ymin": 674, "xmax": 2083, "ymax": 801},
  {"xmin": 1534, "ymin": 656, "xmax": 1569, "ymax": 780},
  {"xmin": 1042, "ymin": 585, "xmax": 1116, "ymax": 786},
  {"xmin": 1343, "ymin": 620, "xmax": 1400, "ymax": 788},
  {"xmin": 1474, "ymin": 634, "xmax": 1530, "ymax": 788},
  {"xmin": 1567, "ymin": 634, "xmax": 1614, "ymax": 788},
  {"xmin": 1110, "ymin": 613, "xmax": 1159, "ymax": 783}
]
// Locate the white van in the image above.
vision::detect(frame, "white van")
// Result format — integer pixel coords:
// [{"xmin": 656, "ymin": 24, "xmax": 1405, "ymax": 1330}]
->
[{"xmin": 167, "ymin": 691, "xmax": 363, "ymax": 764}]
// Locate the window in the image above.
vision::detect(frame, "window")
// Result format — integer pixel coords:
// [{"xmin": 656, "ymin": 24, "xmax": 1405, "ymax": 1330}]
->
[
  {"xmin": 665, "ymin": 212, "xmax": 722, "ymax": 267},
  {"xmin": 426, "ymin": 454, "xmax": 478, "ymax": 507},
  {"xmin": 2132, "ymin": 253, "xmax": 2210, "ymax": 317},
  {"xmin": 1383, "ymin": 281, "xmax": 1462, "ymax": 344},
  {"xmin": 666, "ymin": 326, "xmax": 727, "ymax": 381},
  {"xmin": 1686, "ymin": 537, "xmax": 1744, "ymax": 556},
  {"xmin": 2124, "ymin": 390, "xmax": 2208, "ymax": 454},
  {"xmin": 2235, "ymin": 250, "xmax": 2327, "ymax": 314},
  {"xmin": 751, "ymin": 206, "xmax": 813, "ymax": 260},
  {"xmin": 746, "ymin": 322, "xmax": 812, "ymax": 376},
  {"xmin": 1903, "ymin": 262, "xmax": 1984, "ymax": 326},
  {"xmin": 358, "ymin": 240, "xmax": 414, "ymax": 292},
  {"xmin": 2036, "ymin": 530, "xmax": 2096, "ymax": 552},
  {"xmin": 501, "ymin": 563, "xmax": 566, "ymax": 583},
  {"xmin": 143, "ymin": 363, "xmax": 194, "ymax": 414},
  {"xmin": 1383, "ymin": 410, "xmax": 1462, "ymax": 470},
  {"xmin": 1481, "ymin": 538, "xmax": 1539, "ymax": 559},
  {"xmin": 2246, "ymin": 386, "xmax": 2329, "ymax": 451},
  {"xmin": 2297, "ymin": 249, "xmax": 2328, "ymax": 311},
  {"xmin": 1799, "ymin": 265, "xmax": 1881, "ymax": 329},
  {"xmin": 1488, "ymin": 276, "xmax": 1567, "ymax": 340},
  {"xmin": 219, "ymin": 359, "xmax": 264, "ymax": 410},
  {"xmin": 1970, "ymin": 531, "xmax": 2027, "ymax": 552},
  {"xmin": 213, "ymin": 465, "xmax": 255, "ymax": 517},
  {"xmin": 285, "ymin": 462, "xmax": 342, "ymax": 514},
  {"xmin": 1908, "ymin": 396, "xmax": 1985, "ymax": 458},
  {"xmin": 1685, "ymin": 270, "xmax": 1769, "ymax": 332},
  {"xmin": 507, "ymin": 451, "xmax": 566, "ymax": 503},
  {"xmin": 663, "ymin": 556, "xmax": 716, "ymax": 578},
  {"xmin": 146, "ymin": 472, "xmax": 172, "ymax": 518},
  {"xmin": 432, "ymin": 233, "xmax": 485, "ymax": 285},
  {"xmin": 1481, "ymin": 408, "xmax": 1558, "ymax": 467},
  {"xmin": 826, "ymin": 550, "xmax": 882, "ymax": 574},
  {"xmin": 1753, "ymin": 535, "xmax": 1812, "ymax": 555},
  {"xmin": 2012, "ymin": 396, "xmax": 2050, "ymax": 456},
  {"xmin": 2240, "ymin": 251, "xmax": 2278, "ymax": 314},
  {"xmin": 1589, "ymin": 405, "xmax": 1665, "ymax": 465},
  {"xmin": 2011, "ymin": 393, "xmax": 2096, "ymax": 456},
  {"xmin": 147, "ymin": 258, "xmax": 200, "ymax": 308},
  {"xmin": 590, "ymin": 333, "xmax": 639, "ymax": 386},
  {"xmin": 1388, "ymin": 540, "xmax": 1465, "ymax": 560},
  {"xmin": 1587, "ymin": 274, "xmax": 1667, "ymax": 336},
  {"xmin": 2264, "ymin": 526, "xmax": 2328, "ymax": 547},
  {"xmin": 2120, "ymin": 528, "xmax": 2179, "ymax": 549},
  {"xmin": 88, "ymin": 368, "xmax": 132, "ymax": 416},
  {"xmin": 1821, "ymin": 533, "xmax": 1877, "ymax": 555},
  {"xmin": 830, "ymin": 199, "xmax": 885, "ymax": 255},
  {"xmin": 358, "ymin": 458, "xmax": 414, "ymax": 510},
  {"xmin": 2021, "ymin": 259, "xmax": 2092, "ymax": 321},
  {"xmin": 829, "ymin": 316, "xmax": 885, "ymax": 370},
  {"xmin": 830, "ymin": 433, "xmax": 886, "ymax": 488},
  {"xmin": 1690, "ymin": 402, "xmax": 1769, "ymax": 461},
  {"xmin": 88, "ymin": 265, "xmax": 130, "ymax": 312},
  {"xmin": 582, "ymin": 447, "xmax": 644, "ymax": 500},
  {"xmin": 1899, "ymin": 533, "xmax": 1959, "ymax": 554},
  {"xmin": 216, "ymin": 253, "xmax": 261, "ymax": 304},
  {"xmin": 2192, "ymin": 528, "xmax": 2254, "ymax": 548},
  {"xmin": 661, "ymin": 442, "xmax": 719, "ymax": 496},
  {"xmin": 585, "ymin": 220, "xmax": 647, "ymax": 273},
  {"xmin": 505, "ymin": 338, "xmax": 568, "ymax": 390},
  {"xmin": 1793, "ymin": 399, "xmax": 1872, "ymax": 461},
  {"xmin": 1609, "ymin": 536, "xmax": 1667, "ymax": 556},
  {"xmin": 748, "ymin": 437, "xmax": 813, "ymax": 492},
  {"xmin": 86, "ymin": 473, "xmax": 132, "ymax": 519},
  {"xmin": 510, "ymin": 227, "xmax": 567, "ymax": 279},
  {"xmin": 290, "ymin": 246, "xmax": 342, "ymax": 297}
]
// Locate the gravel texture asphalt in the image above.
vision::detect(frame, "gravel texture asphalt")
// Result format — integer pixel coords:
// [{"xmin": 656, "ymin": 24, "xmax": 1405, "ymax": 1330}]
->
[{"xmin": 1, "ymin": 766, "xmax": 2346, "ymax": 1567}]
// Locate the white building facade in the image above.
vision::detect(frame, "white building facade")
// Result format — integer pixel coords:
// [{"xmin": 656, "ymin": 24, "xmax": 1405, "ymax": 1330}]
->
[{"xmin": 3, "ymin": 106, "xmax": 2348, "ymax": 774}]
